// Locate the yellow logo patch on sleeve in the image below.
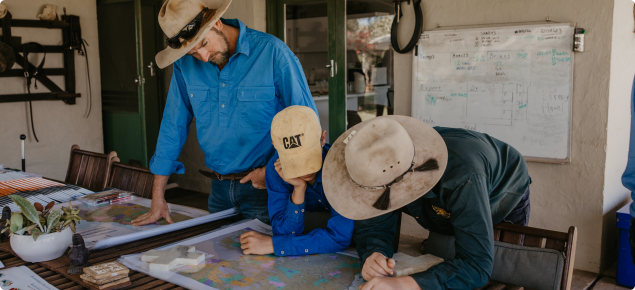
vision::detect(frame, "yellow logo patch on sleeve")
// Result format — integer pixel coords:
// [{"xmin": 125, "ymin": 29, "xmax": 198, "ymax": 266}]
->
[{"xmin": 432, "ymin": 205, "xmax": 451, "ymax": 218}]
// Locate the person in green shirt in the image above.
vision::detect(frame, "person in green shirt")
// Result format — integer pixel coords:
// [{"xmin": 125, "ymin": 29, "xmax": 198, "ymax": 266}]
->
[{"xmin": 322, "ymin": 116, "xmax": 530, "ymax": 290}]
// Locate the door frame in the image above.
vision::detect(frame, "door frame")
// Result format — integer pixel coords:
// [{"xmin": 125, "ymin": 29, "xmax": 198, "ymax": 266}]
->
[
  {"xmin": 97, "ymin": 0, "xmax": 165, "ymax": 166},
  {"xmin": 267, "ymin": 0, "xmax": 347, "ymax": 142}
]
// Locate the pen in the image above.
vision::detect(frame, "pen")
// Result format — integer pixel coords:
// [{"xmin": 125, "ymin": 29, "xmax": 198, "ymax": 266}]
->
[{"xmin": 110, "ymin": 196, "xmax": 133, "ymax": 204}]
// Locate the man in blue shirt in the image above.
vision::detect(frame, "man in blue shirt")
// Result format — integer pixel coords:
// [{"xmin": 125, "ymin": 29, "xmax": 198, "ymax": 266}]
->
[
  {"xmin": 621, "ymin": 75, "xmax": 635, "ymax": 265},
  {"xmin": 239, "ymin": 106, "xmax": 354, "ymax": 256},
  {"xmin": 132, "ymin": 0, "xmax": 317, "ymax": 226}
]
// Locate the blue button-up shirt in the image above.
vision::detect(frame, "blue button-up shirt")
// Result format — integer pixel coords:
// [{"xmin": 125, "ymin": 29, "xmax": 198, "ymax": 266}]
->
[
  {"xmin": 150, "ymin": 19, "xmax": 318, "ymax": 176},
  {"xmin": 265, "ymin": 144, "xmax": 354, "ymax": 256}
]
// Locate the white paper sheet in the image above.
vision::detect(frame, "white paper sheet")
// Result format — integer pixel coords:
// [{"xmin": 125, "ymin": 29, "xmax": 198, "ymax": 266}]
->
[
  {"xmin": 0, "ymin": 266, "xmax": 58, "ymax": 289},
  {"xmin": 52, "ymin": 197, "xmax": 237, "ymax": 250}
]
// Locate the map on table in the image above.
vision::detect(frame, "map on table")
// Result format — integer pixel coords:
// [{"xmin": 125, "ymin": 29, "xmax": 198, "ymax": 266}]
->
[
  {"xmin": 80, "ymin": 202, "xmax": 192, "ymax": 225},
  {"xmin": 119, "ymin": 219, "xmax": 365, "ymax": 290},
  {"xmin": 53, "ymin": 197, "xmax": 237, "ymax": 250}
]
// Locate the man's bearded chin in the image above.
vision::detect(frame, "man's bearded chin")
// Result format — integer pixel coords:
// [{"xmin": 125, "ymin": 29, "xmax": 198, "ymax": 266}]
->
[{"xmin": 209, "ymin": 50, "xmax": 229, "ymax": 65}]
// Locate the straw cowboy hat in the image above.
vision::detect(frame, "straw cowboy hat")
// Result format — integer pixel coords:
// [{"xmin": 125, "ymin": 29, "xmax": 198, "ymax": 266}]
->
[
  {"xmin": 0, "ymin": 41, "xmax": 15, "ymax": 73},
  {"xmin": 156, "ymin": 0, "xmax": 232, "ymax": 68},
  {"xmin": 322, "ymin": 116, "xmax": 448, "ymax": 220}
]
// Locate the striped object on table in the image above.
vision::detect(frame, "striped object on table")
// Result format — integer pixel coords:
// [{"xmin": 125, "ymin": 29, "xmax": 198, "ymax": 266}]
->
[
  {"xmin": 0, "ymin": 177, "xmax": 64, "ymax": 192},
  {"xmin": 0, "ymin": 184, "xmax": 18, "ymax": 196},
  {"xmin": 0, "ymin": 184, "xmax": 94, "ymax": 212}
]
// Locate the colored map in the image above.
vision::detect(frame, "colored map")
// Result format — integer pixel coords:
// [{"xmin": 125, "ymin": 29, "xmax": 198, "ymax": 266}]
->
[
  {"xmin": 78, "ymin": 203, "xmax": 192, "ymax": 225},
  {"xmin": 174, "ymin": 228, "xmax": 363, "ymax": 290}
]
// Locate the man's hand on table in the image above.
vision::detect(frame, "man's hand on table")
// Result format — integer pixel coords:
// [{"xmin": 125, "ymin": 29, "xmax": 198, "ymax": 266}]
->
[
  {"xmin": 359, "ymin": 276, "xmax": 421, "ymax": 290},
  {"xmin": 240, "ymin": 166, "xmax": 266, "ymax": 189},
  {"xmin": 131, "ymin": 197, "xmax": 174, "ymax": 226},
  {"xmin": 362, "ymin": 252, "xmax": 396, "ymax": 279},
  {"xmin": 239, "ymin": 231, "xmax": 274, "ymax": 255}
]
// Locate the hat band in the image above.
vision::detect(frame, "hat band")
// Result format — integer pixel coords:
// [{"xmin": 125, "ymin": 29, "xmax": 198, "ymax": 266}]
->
[{"xmin": 349, "ymin": 154, "xmax": 440, "ymax": 210}]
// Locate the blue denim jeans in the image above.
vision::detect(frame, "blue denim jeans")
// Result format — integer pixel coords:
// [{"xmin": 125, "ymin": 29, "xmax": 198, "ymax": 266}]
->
[{"xmin": 208, "ymin": 179, "xmax": 270, "ymax": 224}]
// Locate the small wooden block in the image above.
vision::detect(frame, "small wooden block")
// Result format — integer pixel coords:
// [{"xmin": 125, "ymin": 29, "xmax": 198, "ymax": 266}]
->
[
  {"xmin": 83, "ymin": 277, "xmax": 131, "ymax": 290},
  {"xmin": 81, "ymin": 273, "xmax": 129, "ymax": 284},
  {"xmin": 83, "ymin": 261, "xmax": 130, "ymax": 280},
  {"xmin": 393, "ymin": 254, "xmax": 444, "ymax": 277},
  {"xmin": 141, "ymin": 245, "xmax": 205, "ymax": 271}
]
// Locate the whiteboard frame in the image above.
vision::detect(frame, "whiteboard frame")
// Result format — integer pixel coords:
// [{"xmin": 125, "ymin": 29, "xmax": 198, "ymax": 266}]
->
[{"xmin": 412, "ymin": 23, "xmax": 574, "ymax": 164}]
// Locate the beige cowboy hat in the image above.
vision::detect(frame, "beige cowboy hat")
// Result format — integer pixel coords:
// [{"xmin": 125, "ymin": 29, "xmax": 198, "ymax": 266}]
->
[
  {"xmin": 322, "ymin": 116, "xmax": 448, "ymax": 220},
  {"xmin": 155, "ymin": 0, "xmax": 232, "ymax": 69}
]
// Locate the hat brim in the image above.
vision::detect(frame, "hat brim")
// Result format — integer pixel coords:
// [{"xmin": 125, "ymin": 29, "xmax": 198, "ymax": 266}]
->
[
  {"xmin": 155, "ymin": 0, "xmax": 232, "ymax": 69},
  {"xmin": 322, "ymin": 115, "xmax": 448, "ymax": 220}
]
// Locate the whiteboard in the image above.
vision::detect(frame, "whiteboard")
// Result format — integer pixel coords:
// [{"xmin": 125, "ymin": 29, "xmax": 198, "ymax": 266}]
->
[{"xmin": 411, "ymin": 23, "xmax": 574, "ymax": 162}]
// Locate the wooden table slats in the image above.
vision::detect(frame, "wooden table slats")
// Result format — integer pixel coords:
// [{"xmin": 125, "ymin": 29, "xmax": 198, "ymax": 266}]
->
[{"xmin": 0, "ymin": 218, "xmax": 238, "ymax": 289}]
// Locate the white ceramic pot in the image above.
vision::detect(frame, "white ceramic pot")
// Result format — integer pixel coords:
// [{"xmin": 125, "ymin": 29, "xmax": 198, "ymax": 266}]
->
[{"xmin": 11, "ymin": 227, "xmax": 72, "ymax": 262}]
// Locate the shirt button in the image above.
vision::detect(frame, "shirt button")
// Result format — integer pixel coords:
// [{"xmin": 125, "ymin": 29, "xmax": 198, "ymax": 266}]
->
[
  {"xmin": 281, "ymin": 251, "xmax": 284, "ymax": 254},
  {"xmin": 222, "ymin": 104, "xmax": 225, "ymax": 108},
  {"xmin": 416, "ymin": 217, "xmax": 419, "ymax": 219},
  {"xmin": 305, "ymin": 249, "xmax": 309, "ymax": 253},
  {"xmin": 318, "ymin": 200, "xmax": 321, "ymax": 202},
  {"xmin": 301, "ymin": 209, "xmax": 304, "ymax": 212},
  {"xmin": 222, "ymin": 83, "xmax": 225, "ymax": 87},
  {"xmin": 295, "ymin": 210, "xmax": 298, "ymax": 214},
  {"xmin": 190, "ymin": 94, "xmax": 193, "ymax": 97},
  {"xmin": 292, "ymin": 231, "xmax": 295, "ymax": 234}
]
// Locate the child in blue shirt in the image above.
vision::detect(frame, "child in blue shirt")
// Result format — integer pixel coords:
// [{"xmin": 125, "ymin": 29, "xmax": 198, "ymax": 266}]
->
[{"xmin": 239, "ymin": 106, "xmax": 354, "ymax": 256}]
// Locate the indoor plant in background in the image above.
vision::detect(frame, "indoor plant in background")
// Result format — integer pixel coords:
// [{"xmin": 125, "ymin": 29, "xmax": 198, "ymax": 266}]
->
[{"xmin": 2, "ymin": 196, "xmax": 82, "ymax": 262}]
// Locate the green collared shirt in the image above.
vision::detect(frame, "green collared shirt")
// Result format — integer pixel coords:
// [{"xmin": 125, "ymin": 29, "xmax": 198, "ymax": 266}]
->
[{"xmin": 354, "ymin": 127, "xmax": 530, "ymax": 290}]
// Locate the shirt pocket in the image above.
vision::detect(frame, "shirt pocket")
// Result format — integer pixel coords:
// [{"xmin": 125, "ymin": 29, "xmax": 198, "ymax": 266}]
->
[
  {"xmin": 236, "ymin": 86, "xmax": 277, "ymax": 130},
  {"xmin": 187, "ymin": 85, "xmax": 210, "ymax": 123}
]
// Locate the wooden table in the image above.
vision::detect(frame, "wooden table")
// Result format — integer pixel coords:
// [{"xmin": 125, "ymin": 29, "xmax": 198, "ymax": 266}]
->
[{"xmin": 0, "ymin": 217, "xmax": 237, "ymax": 289}]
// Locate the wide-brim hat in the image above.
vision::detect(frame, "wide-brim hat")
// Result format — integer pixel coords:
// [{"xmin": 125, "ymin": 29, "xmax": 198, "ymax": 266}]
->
[
  {"xmin": 322, "ymin": 115, "xmax": 448, "ymax": 220},
  {"xmin": 0, "ymin": 41, "xmax": 15, "ymax": 73},
  {"xmin": 155, "ymin": 0, "xmax": 232, "ymax": 69}
]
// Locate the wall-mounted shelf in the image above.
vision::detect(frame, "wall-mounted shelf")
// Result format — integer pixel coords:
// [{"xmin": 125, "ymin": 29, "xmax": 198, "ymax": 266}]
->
[{"xmin": 0, "ymin": 13, "xmax": 81, "ymax": 105}]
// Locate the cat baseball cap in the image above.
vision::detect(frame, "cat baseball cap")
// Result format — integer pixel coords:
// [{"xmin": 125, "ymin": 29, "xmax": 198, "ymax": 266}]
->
[{"xmin": 271, "ymin": 106, "xmax": 322, "ymax": 179}]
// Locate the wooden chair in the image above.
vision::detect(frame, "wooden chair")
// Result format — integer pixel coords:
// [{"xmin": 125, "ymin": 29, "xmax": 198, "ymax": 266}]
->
[
  {"xmin": 65, "ymin": 145, "xmax": 118, "ymax": 192},
  {"xmin": 479, "ymin": 223, "xmax": 578, "ymax": 290},
  {"xmin": 107, "ymin": 158, "xmax": 154, "ymax": 198}
]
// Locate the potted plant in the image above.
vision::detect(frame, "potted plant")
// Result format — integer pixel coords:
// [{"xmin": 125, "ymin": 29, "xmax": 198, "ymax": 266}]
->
[{"xmin": 2, "ymin": 195, "xmax": 82, "ymax": 262}]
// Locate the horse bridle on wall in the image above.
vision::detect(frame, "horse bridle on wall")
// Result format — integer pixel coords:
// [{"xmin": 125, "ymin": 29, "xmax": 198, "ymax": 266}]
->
[{"xmin": 390, "ymin": 0, "xmax": 423, "ymax": 54}]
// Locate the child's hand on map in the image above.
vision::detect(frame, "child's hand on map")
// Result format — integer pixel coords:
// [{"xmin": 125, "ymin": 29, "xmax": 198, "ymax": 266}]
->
[
  {"xmin": 239, "ymin": 231, "xmax": 274, "ymax": 255},
  {"xmin": 359, "ymin": 276, "xmax": 421, "ymax": 290}
]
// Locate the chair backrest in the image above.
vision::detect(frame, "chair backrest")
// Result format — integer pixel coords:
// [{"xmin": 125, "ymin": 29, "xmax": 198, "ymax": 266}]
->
[
  {"xmin": 493, "ymin": 223, "xmax": 578, "ymax": 290},
  {"xmin": 65, "ymin": 145, "xmax": 117, "ymax": 192},
  {"xmin": 107, "ymin": 159, "xmax": 154, "ymax": 198}
]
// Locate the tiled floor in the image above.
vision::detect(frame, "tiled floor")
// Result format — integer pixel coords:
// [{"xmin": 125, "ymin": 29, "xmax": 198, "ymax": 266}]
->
[{"xmin": 166, "ymin": 187, "xmax": 631, "ymax": 290}]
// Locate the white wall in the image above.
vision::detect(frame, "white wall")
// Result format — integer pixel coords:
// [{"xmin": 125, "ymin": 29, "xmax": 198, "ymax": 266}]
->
[
  {"xmin": 393, "ymin": 0, "xmax": 616, "ymax": 273},
  {"xmin": 0, "ymin": 0, "xmax": 103, "ymax": 181},
  {"xmin": 602, "ymin": 0, "xmax": 635, "ymax": 269}
]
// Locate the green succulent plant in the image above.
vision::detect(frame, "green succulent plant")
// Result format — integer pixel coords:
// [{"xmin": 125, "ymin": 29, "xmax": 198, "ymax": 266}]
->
[{"xmin": 1, "ymin": 195, "xmax": 82, "ymax": 241}]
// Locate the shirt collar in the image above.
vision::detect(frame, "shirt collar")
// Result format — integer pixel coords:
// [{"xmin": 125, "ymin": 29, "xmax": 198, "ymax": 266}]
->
[{"xmin": 220, "ymin": 18, "xmax": 250, "ymax": 57}]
